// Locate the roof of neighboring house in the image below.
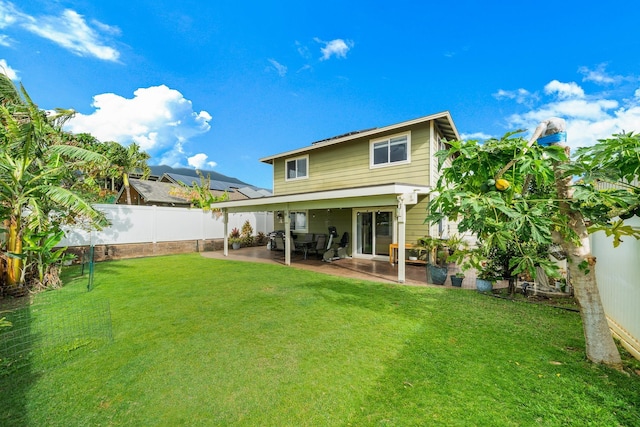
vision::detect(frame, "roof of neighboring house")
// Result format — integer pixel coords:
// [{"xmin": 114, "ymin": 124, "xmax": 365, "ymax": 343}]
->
[
  {"xmin": 159, "ymin": 173, "xmax": 271, "ymax": 199},
  {"xmin": 140, "ymin": 166, "xmax": 271, "ymax": 198},
  {"xmin": 260, "ymin": 111, "xmax": 459, "ymax": 164},
  {"xmin": 124, "ymin": 179, "xmax": 192, "ymax": 205},
  {"xmin": 119, "ymin": 178, "xmax": 254, "ymax": 205}
]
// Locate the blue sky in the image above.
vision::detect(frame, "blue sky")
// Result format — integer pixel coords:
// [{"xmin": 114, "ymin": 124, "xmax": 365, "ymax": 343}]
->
[{"xmin": 1, "ymin": 0, "xmax": 639, "ymax": 190}]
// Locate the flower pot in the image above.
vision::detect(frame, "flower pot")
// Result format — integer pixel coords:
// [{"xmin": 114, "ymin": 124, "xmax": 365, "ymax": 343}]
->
[
  {"xmin": 427, "ymin": 263, "xmax": 448, "ymax": 285},
  {"xmin": 476, "ymin": 278, "xmax": 493, "ymax": 292},
  {"xmin": 450, "ymin": 275, "xmax": 464, "ymax": 287},
  {"xmin": 232, "ymin": 242, "xmax": 241, "ymax": 250}
]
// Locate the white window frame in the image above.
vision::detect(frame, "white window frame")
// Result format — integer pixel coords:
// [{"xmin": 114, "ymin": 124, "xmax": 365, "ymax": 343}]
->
[
  {"xmin": 369, "ymin": 132, "xmax": 411, "ymax": 169},
  {"xmin": 289, "ymin": 210, "xmax": 308, "ymax": 233},
  {"xmin": 285, "ymin": 155, "xmax": 309, "ymax": 181}
]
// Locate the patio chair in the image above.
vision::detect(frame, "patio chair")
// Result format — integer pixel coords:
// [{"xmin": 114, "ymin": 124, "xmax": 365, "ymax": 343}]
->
[{"xmin": 309, "ymin": 234, "xmax": 326, "ymax": 258}]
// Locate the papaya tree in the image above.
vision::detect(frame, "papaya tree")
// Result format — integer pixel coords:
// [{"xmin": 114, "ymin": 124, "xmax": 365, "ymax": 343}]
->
[
  {"xmin": 427, "ymin": 124, "xmax": 639, "ymax": 368},
  {"xmin": 0, "ymin": 73, "xmax": 109, "ymax": 293}
]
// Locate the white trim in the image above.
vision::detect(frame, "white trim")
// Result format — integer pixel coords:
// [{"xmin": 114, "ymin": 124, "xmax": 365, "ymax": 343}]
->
[
  {"xmin": 212, "ymin": 183, "xmax": 431, "ymax": 213},
  {"xmin": 369, "ymin": 131, "xmax": 411, "ymax": 169},
  {"xmin": 285, "ymin": 155, "xmax": 309, "ymax": 181}
]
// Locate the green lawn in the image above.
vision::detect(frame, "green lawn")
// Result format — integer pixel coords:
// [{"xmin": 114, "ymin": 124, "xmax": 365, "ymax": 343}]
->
[{"xmin": 1, "ymin": 253, "xmax": 638, "ymax": 426}]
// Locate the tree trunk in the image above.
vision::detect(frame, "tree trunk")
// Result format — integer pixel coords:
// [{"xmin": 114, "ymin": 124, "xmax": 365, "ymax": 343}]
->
[
  {"xmin": 6, "ymin": 217, "xmax": 23, "ymax": 290},
  {"xmin": 554, "ymin": 145, "xmax": 622, "ymax": 368},
  {"xmin": 124, "ymin": 173, "xmax": 132, "ymax": 205}
]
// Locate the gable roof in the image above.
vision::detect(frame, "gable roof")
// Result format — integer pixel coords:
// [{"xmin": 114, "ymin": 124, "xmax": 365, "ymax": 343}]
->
[
  {"xmin": 145, "ymin": 165, "xmax": 271, "ymax": 197},
  {"xmin": 260, "ymin": 111, "xmax": 459, "ymax": 164},
  {"xmin": 120, "ymin": 178, "xmax": 252, "ymax": 205},
  {"xmin": 125, "ymin": 179, "xmax": 192, "ymax": 205}
]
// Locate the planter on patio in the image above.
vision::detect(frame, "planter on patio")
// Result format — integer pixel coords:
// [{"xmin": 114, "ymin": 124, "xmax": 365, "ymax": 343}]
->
[
  {"xmin": 450, "ymin": 274, "xmax": 464, "ymax": 287},
  {"xmin": 427, "ymin": 263, "xmax": 448, "ymax": 285}
]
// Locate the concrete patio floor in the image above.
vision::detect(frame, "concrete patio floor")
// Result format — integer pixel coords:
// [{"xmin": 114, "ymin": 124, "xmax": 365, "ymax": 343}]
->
[{"xmin": 201, "ymin": 245, "xmax": 480, "ymax": 289}]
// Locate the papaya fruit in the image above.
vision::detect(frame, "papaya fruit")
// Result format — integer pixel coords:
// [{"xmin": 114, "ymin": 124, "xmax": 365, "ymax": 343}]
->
[{"xmin": 495, "ymin": 178, "xmax": 510, "ymax": 191}]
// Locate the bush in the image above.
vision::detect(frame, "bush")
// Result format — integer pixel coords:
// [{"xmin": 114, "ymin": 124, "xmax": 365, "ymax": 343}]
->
[{"xmin": 241, "ymin": 221, "xmax": 254, "ymax": 246}]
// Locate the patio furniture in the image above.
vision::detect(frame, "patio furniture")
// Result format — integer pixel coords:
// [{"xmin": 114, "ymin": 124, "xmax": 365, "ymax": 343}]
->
[
  {"xmin": 294, "ymin": 234, "xmax": 316, "ymax": 260},
  {"xmin": 308, "ymin": 234, "xmax": 326, "ymax": 258}
]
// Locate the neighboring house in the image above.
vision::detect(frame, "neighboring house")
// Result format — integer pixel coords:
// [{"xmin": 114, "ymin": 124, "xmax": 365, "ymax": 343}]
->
[
  {"xmin": 118, "ymin": 166, "xmax": 272, "ymax": 206},
  {"xmin": 213, "ymin": 111, "xmax": 460, "ymax": 282}
]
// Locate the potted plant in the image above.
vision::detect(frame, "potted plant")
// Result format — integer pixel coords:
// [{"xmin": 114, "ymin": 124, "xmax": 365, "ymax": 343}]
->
[
  {"xmin": 418, "ymin": 236, "xmax": 449, "ymax": 285},
  {"xmin": 408, "ymin": 248, "xmax": 420, "ymax": 261},
  {"xmin": 448, "ymin": 243, "xmax": 501, "ymax": 292},
  {"xmin": 450, "ymin": 272, "xmax": 465, "ymax": 287},
  {"xmin": 229, "ymin": 227, "xmax": 241, "ymax": 250}
]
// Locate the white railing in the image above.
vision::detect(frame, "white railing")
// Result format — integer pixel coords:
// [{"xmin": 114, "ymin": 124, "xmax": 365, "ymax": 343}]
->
[
  {"xmin": 591, "ymin": 216, "xmax": 640, "ymax": 359},
  {"xmin": 59, "ymin": 204, "xmax": 273, "ymax": 246}
]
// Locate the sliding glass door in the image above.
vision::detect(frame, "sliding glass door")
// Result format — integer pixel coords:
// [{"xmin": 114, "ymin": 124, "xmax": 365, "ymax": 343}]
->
[{"xmin": 355, "ymin": 209, "xmax": 393, "ymax": 259}]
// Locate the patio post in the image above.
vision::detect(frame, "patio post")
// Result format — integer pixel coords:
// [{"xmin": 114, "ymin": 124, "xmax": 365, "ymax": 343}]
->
[
  {"xmin": 397, "ymin": 195, "xmax": 407, "ymax": 283},
  {"xmin": 223, "ymin": 209, "xmax": 229, "ymax": 256},
  {"xmin": 284, "ymin": 208, "xmax": 291, "ymax": 265}
]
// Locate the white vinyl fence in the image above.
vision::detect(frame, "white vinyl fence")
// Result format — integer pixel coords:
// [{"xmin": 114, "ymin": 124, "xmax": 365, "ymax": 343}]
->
[
  {"xmin": 591, "ymin": 216, "xmax": 640, "ymax": 359},
  {"xmin": 59, "ymin": 204, "xmax": 273, "ymax": 247}
]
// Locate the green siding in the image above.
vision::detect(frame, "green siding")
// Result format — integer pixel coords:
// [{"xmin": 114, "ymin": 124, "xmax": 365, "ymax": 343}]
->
[
  {"xmin": 267, "ymin": 119, "xmax": 448, "ymax": 249},
  {"xmin": 273, "ymin": 123, "xmax": 434, "ymax": 195},
  {"xmin": 406, "ymin": 197, "xmax": 432, "ymax": 244}
]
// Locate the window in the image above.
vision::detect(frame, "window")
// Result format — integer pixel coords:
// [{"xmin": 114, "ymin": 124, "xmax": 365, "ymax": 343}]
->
[
  {"xmin": 370, "ymin": 133, "xmax": 410, "ymax": 168},
  {"xmin": 286, "ymin": 156, "xmax": 308, "ymax": 181},
  {"xmin": 289, "ymin": 211, "xmax": 308, "ymax": 232}
]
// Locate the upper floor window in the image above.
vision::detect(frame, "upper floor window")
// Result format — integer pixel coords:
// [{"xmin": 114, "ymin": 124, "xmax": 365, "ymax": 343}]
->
[
  {"xmin": 286, "ymin": 155, "xmax": 308, "ymax": 181},
  {"xmin": 370, "ymin": 133, "xmax": 410, "ymax": 168}
]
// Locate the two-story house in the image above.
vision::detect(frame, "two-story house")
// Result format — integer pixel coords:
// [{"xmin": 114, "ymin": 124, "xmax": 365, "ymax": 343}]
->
[{"xmin": 213, "ymin": 111, "xmax": 459, "ymax": 283}]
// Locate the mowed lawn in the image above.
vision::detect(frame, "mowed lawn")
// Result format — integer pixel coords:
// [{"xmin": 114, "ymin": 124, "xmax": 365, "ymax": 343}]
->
[{"xmin": 1, "ymin": 253, "xmax": 638, "ymax": 426}]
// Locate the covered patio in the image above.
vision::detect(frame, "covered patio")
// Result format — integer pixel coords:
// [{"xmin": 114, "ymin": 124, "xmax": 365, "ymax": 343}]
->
[
  {"xmin": 213, "ymin": 183, "xmax": 434, "ymax": 283},
  {"xmin": 201, "ymin": 245, "xmax": 478, "ymax": 289}
]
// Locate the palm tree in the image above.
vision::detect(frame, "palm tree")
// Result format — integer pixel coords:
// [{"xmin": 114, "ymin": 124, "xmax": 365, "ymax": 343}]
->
[
  {"xmin": 0, "ymin": 73, "xmax": 109, "ymax": 292},
  {"xmin": 120, "ymin": 143, "xmax": 150, "ymax": 205}
]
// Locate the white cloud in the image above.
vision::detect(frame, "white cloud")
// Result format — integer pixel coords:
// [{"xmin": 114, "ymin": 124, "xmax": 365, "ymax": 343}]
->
[
  {"xmin": 314, "ymin": 38, "xmax": 354, "ymax": 61},
  {"xmin": 0, "ymin": 34, "xmax": 12, "ymax": 46},
  {"xmin": 493, "ymin": 88, "xmax": 538, "ymax": 105},
  {"xmin": 295, "ymin": 40, "xmax": 311, "ymax": 59},
  {"xmin": 66, "ymin": 85, "xmax": 212, "ymax": 166},
  {"xmin": 267, "ymin": 58, "xmax": 287, "ymax": 77},
  {"xmin": 187, "ymin": 153, "xmax": 217, "ymax": 169},
  {"xmin": 0, "ymin": 1, "xmax": 120, "ymax": 61},
  {"xmin": 502, "ymin": 78, "xmax": 640, "ymax": 151},
  {"xmin": 460, "ymin": 131, "xmax": 493, "ymax": 140},
  {"xmin": 578, "ymin": 64, "xmax": 622, "ymax": 85},
  {"xmin": 0, "ymin": 58, "xmax": 18, "ymax": 79},
  {"xmin": 544, "ymin": 80, "xmax": 585, "ymax": 99}
]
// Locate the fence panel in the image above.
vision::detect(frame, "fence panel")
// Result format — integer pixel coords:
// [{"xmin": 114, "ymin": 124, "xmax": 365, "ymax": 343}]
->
[
  {"xmin": 59, "ymin": 204, "xmax": 273, "ymax": 246},
  {"xmin": 591, "ymin": 216, "xmax": 640, "ymax": 358}
]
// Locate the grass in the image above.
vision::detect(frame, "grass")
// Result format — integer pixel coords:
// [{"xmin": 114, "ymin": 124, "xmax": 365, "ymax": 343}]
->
[{"xmin": 1, "ymin": 253, "xmax": 638, "ymax": 426}]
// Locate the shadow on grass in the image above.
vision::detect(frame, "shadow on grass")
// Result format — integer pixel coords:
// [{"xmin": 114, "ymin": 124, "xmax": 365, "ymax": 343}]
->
[{"xmin": 61, "ymin": 260, "xmax": 134, "ymax": 292}]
